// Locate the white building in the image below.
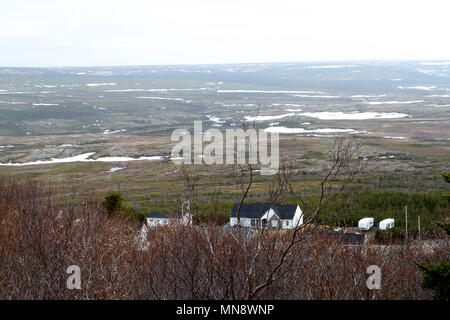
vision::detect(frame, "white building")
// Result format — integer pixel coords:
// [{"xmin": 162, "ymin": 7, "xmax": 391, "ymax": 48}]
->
[
  {"xmin": 379, "ymin": 218, "xmax": 395, "ymax": 230},
  {"xmin": 146, "ymin": 211, "xmax": 192, "ymax": 227},
  {"xmin": 229, "ymin": 203, "xmax": 303, "ymax": 230},
  {"xmin": 358, "ymin": 217, "xmax": 374, "ymax": 231}
]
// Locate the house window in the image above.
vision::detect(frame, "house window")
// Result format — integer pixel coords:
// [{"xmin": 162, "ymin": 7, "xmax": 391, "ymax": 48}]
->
[
  {"xmin": 251, "ymin": 219, "xmax": 256, "ymax": 227},
  {"xmin": 272, "ymin": 220, "xmax": 278, "ymax": 228}
]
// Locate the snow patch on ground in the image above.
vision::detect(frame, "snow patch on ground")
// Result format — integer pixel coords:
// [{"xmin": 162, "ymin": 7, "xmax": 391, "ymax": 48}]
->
[
  {"xmin": 398, "ymin": 85, "xmax": 436, "ymax": 91},
  {"xmin": 366, "ymin": 100, "xmax": 423, "ymax": 105},
  {"xmin": 0, "ymin": 153, "xmax": 163, "ymax": 167},
  {"xmin": 264, "ymin": 127, "xmax": 356, "ymax": 134},
  {"xmin": 245, "ymin": 113, "xmax": 295, "ymax": 121},
  {"xmin": 103, "ymin": 129, "xmax": 127, "ymax": 134},
  {"xmin": 306, "ymin": 64, "xmax": 357, "ymax": 69},
  {"xmin": 86, "ymin": 83, "xmax": 117, "ymax": 87},
  {"xmin": 299, "ymin": 111, "xmax": 409, "ymax": 120}
]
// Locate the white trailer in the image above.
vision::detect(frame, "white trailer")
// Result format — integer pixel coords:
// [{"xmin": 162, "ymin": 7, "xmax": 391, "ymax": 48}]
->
[
  {"xmin": 379, "ymin": 218, "xmax": 395, "ymax": 230},
  {"xmin": 358, "ymin": 217, "xmax": 374, "ymax": 231}
]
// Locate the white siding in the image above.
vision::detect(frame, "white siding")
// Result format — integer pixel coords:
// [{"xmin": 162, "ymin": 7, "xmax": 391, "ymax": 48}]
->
[
  {"xmin": 261, "ymin": 208, "xmax": 277, "ymax": 221},
  {"xmin": 292, "ymin": 205, "xmax": 304, "ymax": 229},
  {"xmin": 281, "ymin": 219, "xmax": 292, "ymax": 229},
  {"xmin": 230, "ymin": 205, "xmax": 304, "ymax": 230},
  {"xmin": 230, "ymin": 217, "xmax": 252, "ymax": 227},
  {"xmin": 146, "ymin": 217, "xmax": 172, "ymax": 227}
]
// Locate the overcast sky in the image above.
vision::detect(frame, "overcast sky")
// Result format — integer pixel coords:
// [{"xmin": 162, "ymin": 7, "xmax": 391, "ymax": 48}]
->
[{"xmin": 1, "ymin": 0, "xmax": 450, "ymax": 67}]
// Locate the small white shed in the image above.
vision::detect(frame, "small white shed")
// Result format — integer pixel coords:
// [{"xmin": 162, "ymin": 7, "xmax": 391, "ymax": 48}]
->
[
  {"xmin": 358, "ymin": 217, "xmax": 374, "ymax": 231},
  {"xmin": 146, "ymin": 212, "xmax": 192, "ymax": 227},
  {"xmin": 379, "ymin": 218, "xmax": 395, "ymax": 230}
]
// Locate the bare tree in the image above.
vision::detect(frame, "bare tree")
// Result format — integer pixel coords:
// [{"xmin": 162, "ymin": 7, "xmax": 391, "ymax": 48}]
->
[
  {"xmin": 246, "ymin": 136, "xmax": 367, "ymax": 299},
  {"xmin": 1, "ymin": 178, "xmax": 444, "ymax": 300},
  {"xmin": 179, "ymin": 163, "xmax": 201, "ymax": 224}
]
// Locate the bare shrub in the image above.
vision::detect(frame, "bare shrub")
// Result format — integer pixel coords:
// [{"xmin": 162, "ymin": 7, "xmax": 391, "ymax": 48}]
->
[{"xmin": 0, "ymin": 178, "xmax": 445, "ymax": 300}]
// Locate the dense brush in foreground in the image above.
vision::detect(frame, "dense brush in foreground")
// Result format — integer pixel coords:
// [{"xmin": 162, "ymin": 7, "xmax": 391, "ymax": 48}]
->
[{"xmin": 0, "ymin": 179, "xmax": 448, "ymax": 299}]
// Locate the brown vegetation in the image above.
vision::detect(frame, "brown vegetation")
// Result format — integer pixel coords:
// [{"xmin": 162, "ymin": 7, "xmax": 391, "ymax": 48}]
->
[{"xmin": 1, "ymin": 179, "xmax": 447, "ymax": 300}]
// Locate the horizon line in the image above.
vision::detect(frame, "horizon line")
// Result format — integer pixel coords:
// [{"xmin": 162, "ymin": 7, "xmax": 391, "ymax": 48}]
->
[{"xmin": 1, "ymin": 58, "xmax": 450, "ymax": 69}]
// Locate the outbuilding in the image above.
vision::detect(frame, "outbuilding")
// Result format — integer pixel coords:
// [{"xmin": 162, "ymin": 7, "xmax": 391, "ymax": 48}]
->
[
  {"xmin": 379, "ymin": 218, "xmax": 395, "ymax": 230},
  {"xmin": 358, "ymin": 217, "xmax": 374, "ymax": 231},
  {"xmin": 146, "ymin": 211, "xmax": 192, "ymax": 227}
]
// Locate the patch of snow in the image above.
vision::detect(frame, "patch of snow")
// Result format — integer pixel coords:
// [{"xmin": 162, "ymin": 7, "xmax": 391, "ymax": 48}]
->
[
  {"xmin": 0, "ymin": 153, "xmax": 163, "ymax": 167},
  {"xmin": 299, "ymin": 111, "xmax": 409, "ymax": 120},
  {"xmin": 366, "ymin": 100, "xmax": 423, "ymax": 105},
  {"xmin": 86, "ymin": 83, "xmax": 117, "ymax": 87},
  {"xmin": 306, "ymin": 64, "xmax": 357, "ymax": 69},
  {"xmin": 106, "ymin": 88, "xmax": 207, "ymax": 92},
  {"xmin": 0, "ymin": 100, "xmax": 27, "ymax": 105},
  {"xmin": 102, "ymin": 129, "xmax": 127, "ymax": 134},
  {"xmin": 245, "ymin": 113, "xmax": 295, "ymax": 121},
  {"xmin": 398, "ymin": 85, "xmax": 436, "ymax": 91},
  {"xmin": 285, "ymin": 108, "xmax": 302, "ymax": 112},
  {"xmin": 420, "ymin": 62, "xmax": 450, "ymax": 65},
  {"xmin": 264, "ymin": 127, "xmax": 356, "ymax": 134},
  {"xmin": 206, "ymin": 115, "xmax": 225, "ymax": 124},
  {"xmin": 138, "ymin": 96, "xmax": 184, "ymax": 101},
  {"xmin": 416, "ymin": 68, "xmax": 436, "ymax": 75},
  {"xmin": 58, "ymin": 144, "xmax": 78, "ymax": 148},
  {"xmin": 351, "ymin": 94, "xmax": 386, "ymax": 98},
  {"xmin": 382, "ymin": 136, "xmax": 408, "ymax": 140},
  {"xmin": 217, "ymin": 89, "xmax": 325, "ymax": 94},
  {"xmin": 292, "ymin": 94, "xmax": 340, "ymax": 98}
]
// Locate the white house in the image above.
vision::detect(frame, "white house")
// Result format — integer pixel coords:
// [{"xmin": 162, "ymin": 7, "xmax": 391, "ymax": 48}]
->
[
  {"xmin": 229, "ymin": 203, "xmax": 303, "ymax": 230},
  {"xmin": 379, "ymin": 218, "xmax": 395, "ymax": 230},
  {"xmin": 146, "ymin": 211, "xmax": 192, "ymax": 227},
  {"xmin": 358, "ymin": 217, "xmax": 374, "ymax": 231}
]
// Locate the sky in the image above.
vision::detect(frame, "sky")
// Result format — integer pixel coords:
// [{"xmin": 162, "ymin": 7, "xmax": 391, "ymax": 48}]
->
[{"xmin": 1, "ymin": 0, "xmax": 450, "ymax": 67}]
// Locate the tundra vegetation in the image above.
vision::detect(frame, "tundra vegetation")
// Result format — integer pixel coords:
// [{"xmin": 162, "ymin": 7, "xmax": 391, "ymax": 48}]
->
[{"xmin": 0, "ymin": 63, "xmax": 449, "ymax": 299}]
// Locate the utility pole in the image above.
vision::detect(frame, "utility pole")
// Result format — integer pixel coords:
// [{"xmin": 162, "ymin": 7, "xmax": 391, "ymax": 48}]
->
[
  {"xmin": 405, "ymin": 205, "xmax": 408, "ymax": 244},
  {"xmin": 418, "ymin": 215, "xmax": 421, "ymax": 241}
]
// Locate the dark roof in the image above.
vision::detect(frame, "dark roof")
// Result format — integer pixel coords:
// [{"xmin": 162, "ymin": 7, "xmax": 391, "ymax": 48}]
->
[
  {"xmin": 230, "ymin": 203, "xmax": 298, "ymax": 219},
  {"xmin": 324, "ymin": 232, "xmax": 365, "ymax": 245},
  {"xmin": 146, "ymin": 212, "xmax": 181, "ymax": 219}
]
